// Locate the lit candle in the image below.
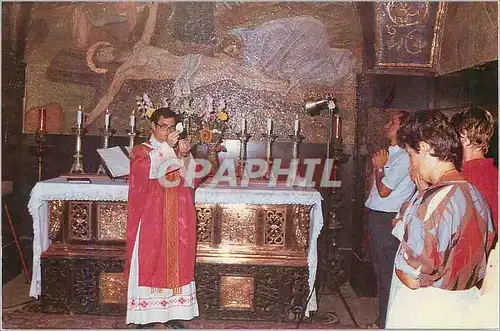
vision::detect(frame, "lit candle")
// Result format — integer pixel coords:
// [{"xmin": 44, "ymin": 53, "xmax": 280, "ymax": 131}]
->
[
  {"xmin": 294, "ymin": 115, "xmax": 299, "ymax": 135},
  {"xmin": 333, "ymin": 114, "xmax": 342, "ymax": 139},
  {"xmin": 105, "ymin": 108, "xmax": 110, "ymax": 130},
  {"xmin": 241, "ymin": 118, "xmax": 246, "ymax": 135},
  {"xmin": 267, "ymin": 118, "xmax": 272, "ymax": 134},
  {"xmin": 77, "ymin": 105, "xmax": 82, "ymax": 128},
  {"xmin": 130, "ymin": 111, "xmax": 136, "ymax": 130},
  {"xmin": 38, "ymin": 108, "xmax": 46, "ymax": 131}
]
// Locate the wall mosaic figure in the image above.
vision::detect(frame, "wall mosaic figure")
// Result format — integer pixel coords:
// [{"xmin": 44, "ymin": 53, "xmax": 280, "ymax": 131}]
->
[{"xmin": 84, "ymin": 3, "xmax": 293, "ymax": 127}]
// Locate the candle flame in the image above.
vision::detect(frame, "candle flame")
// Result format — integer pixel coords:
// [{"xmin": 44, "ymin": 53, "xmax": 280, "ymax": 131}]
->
[
  {"xmin": 78, "ymin": 105, "xmax": 82, "ymax": 111},
  {"xmin": 106, "ymin": 108, "xmax": 110, "ymax": 114}
]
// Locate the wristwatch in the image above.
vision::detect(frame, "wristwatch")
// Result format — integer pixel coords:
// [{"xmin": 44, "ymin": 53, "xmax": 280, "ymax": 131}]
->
[{"xmin": 376, "ymin": 167, "xmax": 384, "ymax": 174}]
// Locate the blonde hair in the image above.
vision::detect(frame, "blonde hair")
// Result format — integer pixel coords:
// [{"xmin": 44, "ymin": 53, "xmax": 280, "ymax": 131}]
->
[{"xmin": 452, "ymin": 106, "xmax": 495, "ymax": 153}]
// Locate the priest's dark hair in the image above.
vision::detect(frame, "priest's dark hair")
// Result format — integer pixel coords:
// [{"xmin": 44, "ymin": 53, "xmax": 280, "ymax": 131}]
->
[{"xmin": 150, "ymin": 107, "xmax": 178, "ymax": 125}]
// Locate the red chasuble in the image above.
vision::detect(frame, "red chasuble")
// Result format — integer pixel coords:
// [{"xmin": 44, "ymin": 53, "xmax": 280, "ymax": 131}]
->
[{"xmin": 125, "ymin": 142, "xmax": 200, "ymax": 289}]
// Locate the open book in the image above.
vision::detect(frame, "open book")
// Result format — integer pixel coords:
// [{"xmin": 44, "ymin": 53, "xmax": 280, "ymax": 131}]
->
[{"xmin": 97, "ymin": 146, "xmax": 130, "ymax": 178}]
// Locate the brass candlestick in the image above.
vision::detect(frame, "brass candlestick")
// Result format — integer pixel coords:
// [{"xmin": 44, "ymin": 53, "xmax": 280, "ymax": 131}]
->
[
  {"xmin": 262, "ymin": 132, "xmax": 278, "ymax": 179},
  {"xmin": 286, "ymin": 132, "xmax": 304, "ymax": 186},
  {"xmin": 288, "ymin": 132, "xmax": 304, "ymax": 160},
  {"xmin": 236, "ymin": 132, "xmax": 251, "ymax": 178},
  {"xmin": 96, "ymin": 126, "xmax": 116, "ymax": 174},
  {"xmin": 34, "ymin": 130, "xmax": 47, "ymax": 181},
  {"xmin": 69, "ymin": 126, "xmax": 87, "ymax": 174},
  {"xmin": 127, "ymin": 128, "xmax": 137, "ymax": 149}
]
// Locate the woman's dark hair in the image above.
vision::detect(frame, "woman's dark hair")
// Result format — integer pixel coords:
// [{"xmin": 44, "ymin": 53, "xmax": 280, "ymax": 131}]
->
[
  {"xmin": 397, "ymin": 110, "xmax": 462, "ymax": 168},
  {"xmin": 149, "ymin": 107, "xmax": 178, "ymax": 125},
  {"xmin": 394, "ymin": 110, "xmax": 410, "ymax": 148}
]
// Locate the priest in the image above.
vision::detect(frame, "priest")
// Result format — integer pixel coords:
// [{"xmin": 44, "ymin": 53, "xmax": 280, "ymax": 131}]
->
[{"xmin": 125, "ymin": 107, "xmax": 201, "ymax": 329}]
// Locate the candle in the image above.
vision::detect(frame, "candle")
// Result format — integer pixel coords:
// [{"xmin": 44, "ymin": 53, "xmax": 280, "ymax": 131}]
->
[
  {"xmin": 38, "ymin": 108, "xmax": 46, "ymax": 131},
  {"xmin": 294, "ymin": 116, "xmax": 299, "ymax": 134},
  {"xmin": 130, "ymin": 111, "xmax": 136, "ymax": 130},
  {"xmin": 333, "ymin": 114, "xmax": 342, "ymax": 139},
  {"xmin": 77, "ymin": 105, "xmax": 82, "ymax": 128},
  {"xmin": 241, "ymin": 118, "xmax": 246, "ymax": 134},
  {"xmin": 266, "ymin": 118, "xmax": 272, "ymax": 134},
  {"xmin": 105, "ymin": 109, "xmax": 110, "ymax": 129}
]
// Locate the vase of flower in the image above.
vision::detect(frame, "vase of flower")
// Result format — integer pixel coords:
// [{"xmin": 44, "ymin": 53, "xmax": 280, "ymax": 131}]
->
[
  {"xmin": 206, "ymin": 143, "xmax": 222, "ymax": 176},
  {"xmin": 195, "ymin": 96, "xmax": 230, "ymax": 176}
]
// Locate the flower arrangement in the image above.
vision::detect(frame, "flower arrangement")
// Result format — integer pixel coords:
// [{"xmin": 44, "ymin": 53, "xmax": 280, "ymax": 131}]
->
[
  {"xmin": 136, "ymin": 93, "xmax": 169, "ymax": 121},
  {"xmin": 193, "ymin": 95, "xmax": 230, "ymax": 153}
]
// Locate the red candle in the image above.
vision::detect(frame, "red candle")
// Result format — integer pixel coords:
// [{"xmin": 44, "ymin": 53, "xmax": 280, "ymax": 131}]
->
[
  {"xmin": 332, "ymin": 114, "xmax": 342, "ymax": 139},
  {"xmin": 38, "ymin": 108, "xmax": 47, "ymax": 131}
]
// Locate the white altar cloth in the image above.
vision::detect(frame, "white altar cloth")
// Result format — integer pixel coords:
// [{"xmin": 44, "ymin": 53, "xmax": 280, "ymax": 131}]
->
[{"xmin": 28, "ymin": 177, "xmax": 324, "ymax": 316}]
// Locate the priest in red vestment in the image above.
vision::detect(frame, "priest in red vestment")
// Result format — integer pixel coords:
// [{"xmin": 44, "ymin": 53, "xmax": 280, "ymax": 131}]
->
[{"xmin": 125, "ymin": 107, "xmax": 202, "ymax": 328}]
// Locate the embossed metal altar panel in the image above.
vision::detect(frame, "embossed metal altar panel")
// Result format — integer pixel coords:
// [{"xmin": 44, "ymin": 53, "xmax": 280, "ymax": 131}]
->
[
  {"xmin": 49, "ymin": 200, "xmax": 64, "ymax": 240},
  {"xmin": 219, "ymin": 276, "xmax": 254, "ymax": 310},
  {"xmin": 220, "ymin": 205, "xmax": 258, "ymax": 245},
  {"xmin": 195, "ymin": 204, "xmax": 216, "ymax": 244},
  {"xmin": 97, "ymin": 202, "xmax": 128, "ymax": 241},
  {"xmin": 264, "ymin": 207, "xmax": 286, "ymax": 246},
  {"xmin": 68, "ymin": 201, "xmax": 93, "ymax": 241},
  {"xmin": 99, "ymin": 273, "xmax": 127, "ymax": 304}
]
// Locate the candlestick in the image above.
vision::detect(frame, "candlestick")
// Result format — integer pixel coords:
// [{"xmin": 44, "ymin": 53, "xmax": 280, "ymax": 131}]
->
[
  {"xmin": 127, "ymin": 129, "xmax": 137, "ymax": 149},
  {"xmin": 69, "ymin": 126, "xmax": 87, "ymax": 174},
  {"xmin": 105, "ymin": 109, "xmax": 110, "ymax": 130},
  {"xmin": 262, "ymin": 132, "xmax": 278, "ymax": 180},
  {"xmin": 289, "ymin": 131, "xmax": 304, "ymax": 160},
  {"xmin": 97, "ymin": 125, "xmax": 116, "ymax": 175},
  {"xmin": 34, "ymin": 129, "xmax": 47, "ymax": 181},
  {"xmin": 77, "ymin": 105, "xmax": 82, "ymax": 128},
  {"xmin": 236, "ymin": 132, "xmax": 251, "ymax": 178},
  {"xmin": 38, "ymin": 108, "xmax": 47, "ymax": 132}
]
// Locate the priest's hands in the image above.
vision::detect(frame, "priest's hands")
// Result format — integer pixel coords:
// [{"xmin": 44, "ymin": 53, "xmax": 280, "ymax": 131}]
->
[
  {"xmin": 178, "ymin": 140, "xmax": 191, "ymax": 156},
  {"xmin": 166, "ymin": 131, "xmax": 180, "ymax": 147}
]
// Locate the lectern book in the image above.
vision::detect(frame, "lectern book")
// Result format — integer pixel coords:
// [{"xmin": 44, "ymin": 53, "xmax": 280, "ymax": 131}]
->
[{"xmin": 97, "ymin": 146, "xmax": 130, "ymax": 178}]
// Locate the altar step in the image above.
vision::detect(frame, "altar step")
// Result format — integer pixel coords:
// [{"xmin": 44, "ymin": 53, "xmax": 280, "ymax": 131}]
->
[{"xmin": 3, "ymin": 273, "xmax": 378, "ymax": 327}]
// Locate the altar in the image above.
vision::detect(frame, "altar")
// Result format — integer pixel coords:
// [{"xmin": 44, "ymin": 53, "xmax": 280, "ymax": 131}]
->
[{"xmin": 28, "ymin": 177, "xmax": 323, "ymax": 321}]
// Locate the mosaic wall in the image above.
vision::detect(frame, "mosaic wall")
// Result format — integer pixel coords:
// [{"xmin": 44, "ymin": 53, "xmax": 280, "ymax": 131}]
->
[
  {"xmin": 23, "ymin": 2, "xmax": 363, "ymax": 144},
  {"xmin": 375, "ymin": 2, "xmax": 445, "ymax": 69},
  {"xmin": 438, "ymin": 2, "xmax": 498, "ymax": 75}
]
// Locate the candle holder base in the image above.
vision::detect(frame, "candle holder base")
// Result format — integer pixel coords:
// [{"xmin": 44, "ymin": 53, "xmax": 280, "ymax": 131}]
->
[
  {"xmin": 70, "ymin": 153, "xmax": 85, "ymax": 174},
  {"xmin": 127, "ymin": 129, "xmax": 138, "ymax": 149},
  {"xmin": 96, "ymin": 127, "xmax": 115, "ymax": 175},
  {"xmin": 96, "ymin": 164, "xmax": 107, "ymax": 175}
]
